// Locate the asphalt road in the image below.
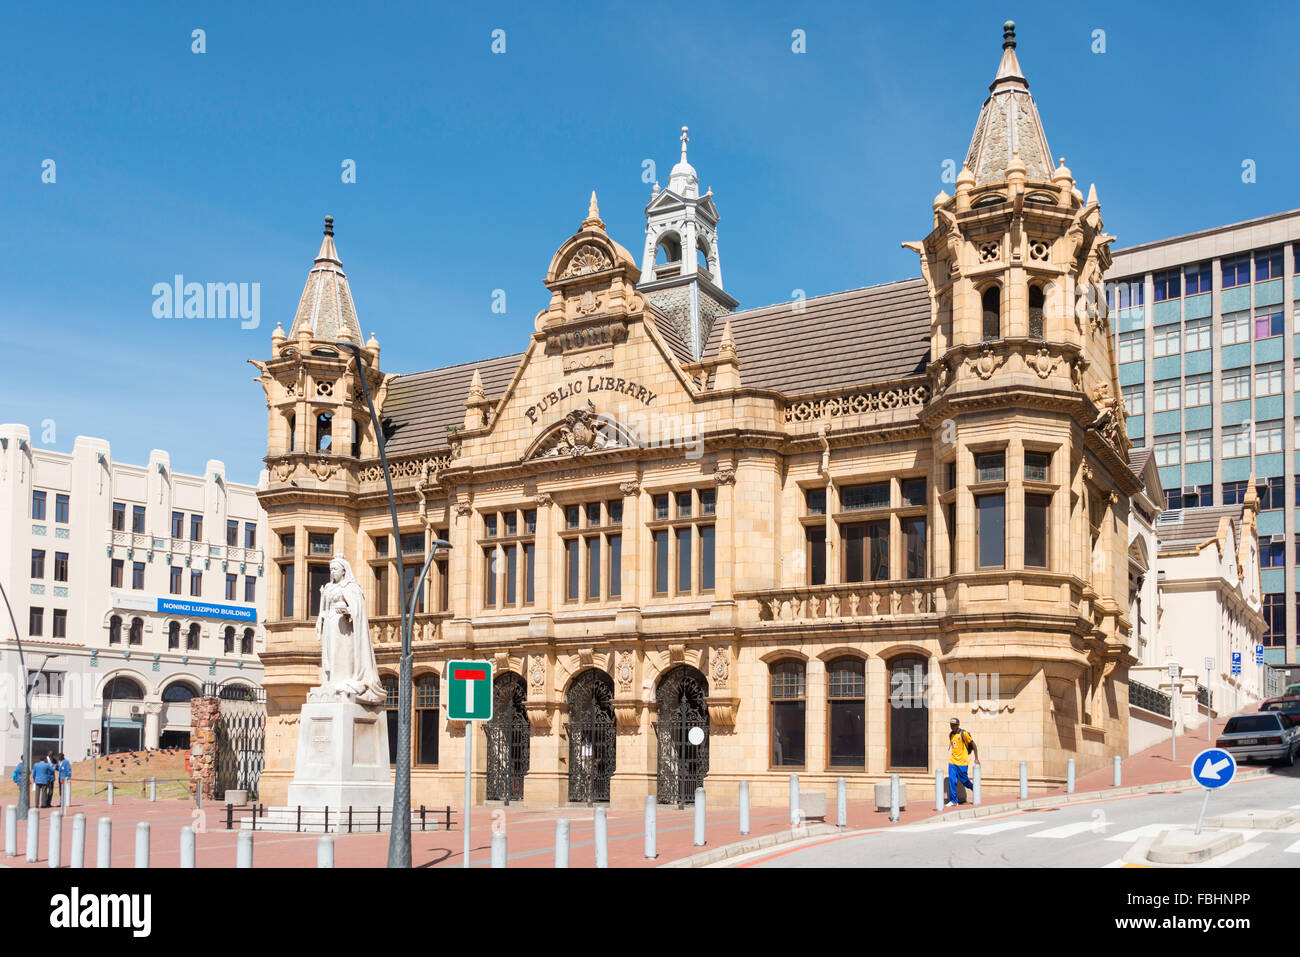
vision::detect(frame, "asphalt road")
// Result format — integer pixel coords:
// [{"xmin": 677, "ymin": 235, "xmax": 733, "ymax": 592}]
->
[{"xmin": 720, "ymin": 769, "xmax": 1300, "ymax": 868}]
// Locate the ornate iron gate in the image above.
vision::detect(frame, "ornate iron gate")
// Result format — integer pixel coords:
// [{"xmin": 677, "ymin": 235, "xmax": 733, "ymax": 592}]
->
[
  {"xmin": 654, "ymin": 666, "xmax": 709, "ymax": 806},
  {"xmin": 485, "ymin": 674, "xmax": 530, "ymax": 803},
  {"xmin": 566, "ymin": 670, "xmax": 616, "ymax": 804},
  {"xmin": 208, "ymin": 683, "xmax": 265, "ymax": 801}
]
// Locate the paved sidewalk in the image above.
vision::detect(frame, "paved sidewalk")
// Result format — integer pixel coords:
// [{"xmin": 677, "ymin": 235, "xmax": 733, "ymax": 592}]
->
[{"xmin": 3, "ymin": 712, "xmax": 1275, "ymax": 868}]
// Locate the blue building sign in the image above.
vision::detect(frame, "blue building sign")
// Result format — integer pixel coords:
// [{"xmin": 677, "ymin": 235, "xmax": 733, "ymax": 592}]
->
[{"xmin": 156, "ymin": 598, "xmax": 257, "ymax": 622}]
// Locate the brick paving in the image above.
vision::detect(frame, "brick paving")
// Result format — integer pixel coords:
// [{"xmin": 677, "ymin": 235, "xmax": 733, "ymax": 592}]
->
[{"xmin": 3, "ymin": 711, "xmax": 1282, "ymax": 868}]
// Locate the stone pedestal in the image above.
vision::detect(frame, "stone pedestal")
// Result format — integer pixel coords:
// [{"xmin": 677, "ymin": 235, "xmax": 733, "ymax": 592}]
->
[{"xmin": 285, "ymin": 699, "xmax": 394, "ymax": 809}]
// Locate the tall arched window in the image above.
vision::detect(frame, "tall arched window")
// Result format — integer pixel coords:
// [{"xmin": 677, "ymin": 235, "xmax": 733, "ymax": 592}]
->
[
  {"xmin": 316, "ymin": 413, "xmax": 332, "ymax": 453},
  {"xmin": 288, "ymin": 414, "xmax": 296, "ymax": 452},
  {"xmin": 128, "ymin": 617, "xmax": 143, "ymax": 646},
  {"xmin": 1028, "ymin": 285, "xmax": 1045, "ymax": 339},
  {"xmin": 770, "ymin": 660, "xmax": 806, "ymax": 768},
  {"xmin": 981, "ymin": 286, "xmax": 1001, "ymax": 341},
  {"xmin": 162, "ymin": 681, "xmax": 198, "ymax": 703},
  {"xmin": 383, "ymin": 675, "xmax": 400, "ymax": 766},
  {"xmin": 109, "ymin": 615, "xmax": 122, "ymax": 645},
  {"xmin": 415, "ymin": 675, "xmax": 439, "ymax": 766},
  {"xmin": 186, "ymin": 623, "xmax": 200, "ymax": 650},
  {"xmin": 240, "ymin": 628, "xmax": 254, "ymax": 654},
  {"xmin": 827, "ymin": 657, "xmax": 866, "ymax": 768},
  {"xmin": 223, "ymin": 626, "xmax": 235, "ymax": 654},
  {"xmin": 168, "ymin": 621, "xmax": 180, "ymax": 649}
]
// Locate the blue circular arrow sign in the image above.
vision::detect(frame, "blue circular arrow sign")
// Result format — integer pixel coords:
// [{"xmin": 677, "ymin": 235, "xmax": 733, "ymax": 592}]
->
[{"xmin": 1191, "ymin": 748, "xmax": 1237, "ymax": 789}]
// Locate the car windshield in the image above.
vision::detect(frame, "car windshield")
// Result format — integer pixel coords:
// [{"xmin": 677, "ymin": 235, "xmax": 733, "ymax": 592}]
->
[
  {"xmin": 1285, "ymin": 684, "xmax": 1300, "ymax": 696},
  {"xmin": 1263, "ymin": 701, "xmax": 1300, "ymax": 712},
  {"xmin": 1224, "ymin": 715, "xmax": 1282, "ymax": 733}
]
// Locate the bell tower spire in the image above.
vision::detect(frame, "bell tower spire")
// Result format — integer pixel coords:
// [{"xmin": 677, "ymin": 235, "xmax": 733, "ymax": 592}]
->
[{"xmin": 639, "ymin": 125, "xmax": 737, "ymax": 361}]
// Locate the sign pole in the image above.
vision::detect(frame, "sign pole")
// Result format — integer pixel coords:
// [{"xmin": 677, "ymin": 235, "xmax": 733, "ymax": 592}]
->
[
  {"xmin": 463, "ymin": 721, "xmax": 472, "ymax": 869},
  {"xmin": 1193, "ymin": 789, "xmax": 1211, "ymax": 836}
]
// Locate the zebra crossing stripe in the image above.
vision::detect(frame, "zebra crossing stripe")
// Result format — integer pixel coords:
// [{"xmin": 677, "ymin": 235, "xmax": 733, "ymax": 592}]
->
[
  {"xmin": 955, "ymin": 819, "xmax": 1038, "ymax": 836},
  {"xmin": 1028, "ymin": 821, "xmax": 1102, "ymax": 839},
  {"xmin": 1283, "ymin": 836, "xmax": 1300, "ymax": 854}
]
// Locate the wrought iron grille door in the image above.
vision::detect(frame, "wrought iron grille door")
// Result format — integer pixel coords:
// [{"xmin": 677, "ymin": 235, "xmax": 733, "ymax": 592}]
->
[
  {"xmin": 212, "ymin": 687, "xmax": 266, "ymax": 800},
  {"xmin": 566, "ymin": 670, "xmax": 616, "ymax": 804},
  {"xmin": 654, "ymin": 666, "xmax": 709, "ymax": 806},
  {"xmin": 485, "ymin": 674, "xmax": 530, "ymax": 803}
]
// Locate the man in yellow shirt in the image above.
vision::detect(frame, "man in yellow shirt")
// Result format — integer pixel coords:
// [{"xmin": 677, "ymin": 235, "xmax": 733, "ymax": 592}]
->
[{"xmin": 945, "ymin": 717, "xmax": 979, "ymax": 807}]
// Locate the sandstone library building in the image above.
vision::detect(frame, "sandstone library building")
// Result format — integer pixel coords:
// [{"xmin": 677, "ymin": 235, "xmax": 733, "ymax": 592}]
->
[{"xmin": 252, "ymin": 24, "xmax": 1145, "ymax": 809}]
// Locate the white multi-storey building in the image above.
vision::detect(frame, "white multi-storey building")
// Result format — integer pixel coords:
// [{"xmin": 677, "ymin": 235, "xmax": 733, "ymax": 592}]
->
[{"xmin": 0, "ymin": 425, "xmax": 267, "ymax": 770}]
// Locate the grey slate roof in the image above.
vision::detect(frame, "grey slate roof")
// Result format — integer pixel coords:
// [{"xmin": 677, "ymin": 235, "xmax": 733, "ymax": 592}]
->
[
  {"xmin": 1155, "ymin": 504, "xmax": 1244, "ymax": 555},
  {"xmin": 1127, "ymin": 446, "xmax": 1153, "ymax": 478},
  {"xmin": 382, "ymin": 352, "xmax": 523, "ymax": 455}
]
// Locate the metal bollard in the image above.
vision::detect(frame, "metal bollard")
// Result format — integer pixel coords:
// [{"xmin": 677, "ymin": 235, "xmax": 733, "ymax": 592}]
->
[
  {"xmin": 180, "ymin": 826, "xmax": 196, "ymax": 868},
  {"xmin": 134, "ymin": 822, "xmax": 150, "ymax": 868},
  {"xmin": 316, "ymin": 834, "xmax": 333, "ymax": 868},
  {"xmin": 1019, "ymin": 761, "xmax": 1028, "ymax": 799},
  {"xmin": 973, "ymin": 764, "xmax": 982, "ymax": 806},
  {"xmin": 890, "ymin": 774, "xmax": 900, "ymax": 822},
  {"xmin": 48, "ymin": 811, "xmax": 62, "ymax": 868},
  {"xmin": 4, "ymin": 805, "xmax": 15, "ymax": 857},
  {"xmin": 107, "ymin": 781, "xmax": 114, "ymax": 805},
  {"xmin": 1113, "ymin": 755, "xmax": 1122, "ymax": 787},
  {"xmin": 149, "ymin": 778, "xmax": 156, "ymax": 802},
  {"xmin": 71, "ymin": 814, "xmax": 85, "ymax": 868},
  {"xmin": 788, "ymin": 774, "xmax": 799, "ymax": 826},
  {"xmin": 490, "ymin": 829, "xmax": 506, "ymax": 868},
  {"xmin": 837, "ymin": 778, "xmax": 847, "ymax": 828},
  {"xmin": 693, "ymin": 788, "xmax": 706, "ymax": 846},
  {"xmin": 237, "ymin": 829, "xmax": 253, "ymax": 868},
  {"xmin": 934, "ymin": 768, "xmax": 945, "ymax": 811},
  {"xmin": 739, "ymin": 782, "xmax": 750, "ymax": 836},
  {"xmin": 26, "ymin": 808, "xmax": 39, "ymax": 862},
  {"xmin": 1067, "ymin": 758, "xmax": 1076, "ymax": 794},
  {"xmin": 97, "ymin": 817, "xmax": 111, "ymax": 868},
  {"xmin": 594, "ymin": 806, "xmax": 608, "ymax": 868},
  {"xmin": 555, "ymin": 819, "xmax": 569, "ymax": 868},
  {"xmin": 61, "ymin": 780, "xmax": 69, "ymax": 811},
  {"xmin": 644, "ymin": 796, "xmax": 657, "ymax": 859}
]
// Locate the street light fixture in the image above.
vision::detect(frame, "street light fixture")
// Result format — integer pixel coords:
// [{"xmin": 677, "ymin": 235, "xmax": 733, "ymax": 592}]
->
[{"xmin": 334, "ymin": 339, "xmax": 452, "ymax": 868}]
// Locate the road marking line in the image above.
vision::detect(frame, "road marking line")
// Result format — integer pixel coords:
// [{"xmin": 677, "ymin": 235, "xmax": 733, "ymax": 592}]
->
[
  {"xmin": 1106, "ymin": 824, "xmax": 1174, "ymax": 843},
  {"xmin": 955, "ymin": 820, "xmax": 1039, "ymax": 835},
  {"xmin": 1028, "ymin": 821, "xmax": 1103, "ymax": 839},
  {"xmin": 1283, "ymin": 836, "xmax": 1300, "ymax": 853}
]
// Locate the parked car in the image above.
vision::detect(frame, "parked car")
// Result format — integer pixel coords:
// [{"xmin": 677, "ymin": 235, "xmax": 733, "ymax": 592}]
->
[
  {"xmin": 1259, "ymin": 693, "xmax": 1300, "ymax": 720},
  {"xmin": 1282, "ymin": 682, "xmax": 1300, "ymax": 698},
  {"xmin": 1216, "ymin": 712, "xmax": 1300, "ymax": 766}
]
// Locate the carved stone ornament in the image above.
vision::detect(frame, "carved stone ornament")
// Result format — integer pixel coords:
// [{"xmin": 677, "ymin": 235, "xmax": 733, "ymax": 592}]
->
[
  {"xmin": 563, "ymin": 244, "xmax": 612, "ymax": 277},
  {"xmin": 311, "ymin": 457, "xmax": 338, "ymax": 482},
  {"xmin": 1027, "ymin": 347, "xmax": 1056, "ymax": 379},
  {"xmin": 530, "ymin": 659, "xmax": 545, "ymax": 691},
  {"xmin": 577, "ymin": 289, "xmax": 600, "ymax": 315},
  {"xmin": 542, "ymin": 400, "xmax": 613, "ymax": 458},
  {"xmin": 968, "ymin": 347, "xmax": 1003, "ymax": 380},
  {"xmin": 713, "ymin": 464, "xmax": 736, "ymax": 485},
  {"xmin": 616, "ymin": 651, "xmax": 635, "ymax": 694},
  {"xmin": 535, "ymin": 491, "xmax": 554, "ymax": 506},
  {"xmin": 273, "ymin": 460, "xmax": 295, "ymax": 483},
  {"xmin": 933, "ymin": 361, "xmax": 950, "ymax": 392},
  {"xmin": 454, "ymin": 501, "xmax": 473, "ymax": 517},
  {"xmin": 618, "ymin": 480, "xmax": 640, "ymax": 496},
  {"xmin": 710, "ymin": 647, "xmax": 730, "ymax": 685}
]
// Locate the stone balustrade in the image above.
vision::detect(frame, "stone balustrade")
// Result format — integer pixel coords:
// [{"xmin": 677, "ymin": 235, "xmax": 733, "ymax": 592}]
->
[{"xmin": 741, "ymin": 580, "xmax": 940, "ymax": 624}]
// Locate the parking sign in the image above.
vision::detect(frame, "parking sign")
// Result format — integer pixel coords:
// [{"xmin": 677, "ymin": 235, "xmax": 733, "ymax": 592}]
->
[{"xmin": 1231, "ymin": 652, "xmax": 1242, "ymax": 675}]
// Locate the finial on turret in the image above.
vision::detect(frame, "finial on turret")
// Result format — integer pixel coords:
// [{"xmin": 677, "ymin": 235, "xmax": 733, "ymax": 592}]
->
[
  {"xmin": 323, "ymin": 214, "xmax": 334, "ymax": 237},
  {"xmin": 1002, "ymin": 20, "xmax": 1016, "ymax": 49},
  {"xmin": 680, "ymin": 125, "xmax": 690, "ymax": 163}
]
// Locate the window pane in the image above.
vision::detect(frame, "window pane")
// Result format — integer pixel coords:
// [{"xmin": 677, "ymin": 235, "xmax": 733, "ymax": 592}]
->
[
  {"xmin": 505, "ymin": 544, "xmax": 518, "ymax": 605},
  {"xmin": 608, "ymin": 535, "xmax": 621, "ymax": 598},
  {"xmin": 806, "ymin": 525, "xmax": 826, "ymax": 585},
  {"xmin": 844, "ymin": 525, "xmax": 865, "ymax": 583},
  {"xmin": 654, "ymin": 530, "xmax": 668, "ymax": 594},
  {"xmin": 1025, "ymin": 493, "xmax": 1050, "ymax": 568},
  {"xmin": 524, "ymin": 542, "xmax": 536, "ymax": 603},
  {"xmin": 977, "ymin": 494, "xmax": 1005, "ymax": 567},
  {"xmin": 901, "ymin": 478, "xmax": 926, "ymax": 507},
  {"xmin": 828, "ymin": 699, "xmax": 865, "ymax": 767},
  {"xmin": 868, "ymin": 520, "xmax": 889, "ymax": 581},
  {"xmin": 805, "ymin": 488, "xmax": 826, "ymax": 515},
  {"xmin": 677, "ymin": 527, "xmax": 692, "ymax": 592},
  {"xmin": 566, "ymin": 540, "xmax": 580, "ymax": 601},
  {"xmin": 843, "ymin": 483, "xmax": 889, "ymax": 510},
  {"xmin": 975, "ymin": 452, "xmax": 1005, "ymax": 482},
  {"xmin": 904, "ymin": 516, "xmax": 926, "ymax": 579},
  {"xmin": 586, "ymin": 537, "xmax": 600, "ymax": 599},
  {"xmin": 699, "ymin": 525, "xmax": 715, "ymax": 591}
]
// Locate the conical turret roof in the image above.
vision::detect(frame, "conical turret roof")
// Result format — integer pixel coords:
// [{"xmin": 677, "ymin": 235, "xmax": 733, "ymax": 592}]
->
[
  {"xmin": 962, "ymin": 21, "xmax": 1054, "ymax": 187},
  {"xmin": 289, "ymin": 215, "xmax": 362, "ymax": 344}
]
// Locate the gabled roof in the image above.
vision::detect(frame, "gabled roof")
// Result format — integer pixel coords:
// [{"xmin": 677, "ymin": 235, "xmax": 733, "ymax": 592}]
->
[
  {"xmin": 1155, "ymin": 504, "xmax": 1244, "ymax": 556},
  {"xmin": 382, "ymin": 352, "xmax": 522, "ymax": 455},
  {"xmin": 698, "ymin": 278, "xmax": 930, "ymax": 393}
]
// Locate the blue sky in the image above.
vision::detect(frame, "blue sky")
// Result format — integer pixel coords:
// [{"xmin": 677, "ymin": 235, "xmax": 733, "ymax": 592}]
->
[{"xmin": 2, "ymin": 1, "xmax": 1297, "ymax": 484}]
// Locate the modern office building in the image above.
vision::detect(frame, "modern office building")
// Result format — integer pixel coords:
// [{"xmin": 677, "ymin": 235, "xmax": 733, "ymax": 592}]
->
[
  {"xmin": 0, "ymin": 427, "xmax": 267, "ymax": 771},
  {"xmin": 1107, "ymin": 208, "xmax": 1300, "ymax": 666}
]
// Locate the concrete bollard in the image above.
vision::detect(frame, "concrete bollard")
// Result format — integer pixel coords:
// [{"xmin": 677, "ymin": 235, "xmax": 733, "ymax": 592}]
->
[
  {"xmin": 149, "ymin": 778, "xmax": 156, "ymax": 802},
  {"xmin": 490, "ymin": 829, "xmax": 506, "ymax": 868},
  {"xmin": 788, "ymin": 774, "xmax": 800, "ymax": 826},
  {"xmin": 1019, "ymin": 761, "xmax": 1028, "ymax": 799},
  {"xmin": 181, "ymin": 826, "xmax": 196, "ymax": 868},
  {"xmin": 935, "ymin": 768, "xmax": 945, "ymax": 811},
  {"xmin": 594, "ymin": 807, "xmax": 608, "ymax": 868},
  {"xmin": 134, "ymin": 822, "xmax": 150, "ymax": 868},
  {"xmin": 890, "ymin": 774, "xmax": 900, "ymax": 822},
  {"xmin": 837, "ymin": 778, "xmax": 847, "ymax": 827},
  {"xmin": 71, "ymin": 814, "xmax": 85, "ymax": 868},
  {"xmin": 555, "ymin": 819, "xmax": 569, "ymax": 868},
  {"xmin": 26, "ymin": 807, "xmax": 39, "ymax": 862},
  {"xmin": 4, "ymin": 805, "xmax": 15, "ymax": 857},
  {"xmin": 693, "ymin": 788, "xmax": 706, "ymax": 846},
  {"xmin": 48, "ymin": 810, "xmax": 62, "ymax": 868},
  {"xmin": 107, "ymin": 782, "xmax": 114, "ymax": 805},
  {"xmin": 97, "ymin": 817, "xmax": 111, "ymax": 868},
  {"xmin": 316, "ymin": 834, "xmax": 332, "ymax": 869},
  {"xmin": 237, "ymin": 829, "xmax": 253, "ymax": 868},
  {"xmin": 973, "ymin": 764, "xmax": 982, "ymax": 806},
  {"xmin": 644, "ymin": 796, "xmax": 657, "ymax": 859},
  {"xmin": 1113, "ymin": 755, "xmax": 1122, "ymax": 787},
  {"xmin": 739, "ymin": 782, "xmax": 750, "ymax": 836},
  {"xmin": 1067, "ymin": 758, "xmax": 1076, "ymax": 794}
]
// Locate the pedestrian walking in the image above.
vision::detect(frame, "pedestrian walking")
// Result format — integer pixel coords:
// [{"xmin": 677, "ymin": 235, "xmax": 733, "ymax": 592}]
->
[
  {"xmin": 57, "ymin": 753, "xmax": 71, "ymax": 804},
  {"xmin": 11, "ymin": 759, "xmax": 23, "ymax": 786},
  {"xmin": 944, "ymin": 717, "xmax": 979, "ymax": 808}
]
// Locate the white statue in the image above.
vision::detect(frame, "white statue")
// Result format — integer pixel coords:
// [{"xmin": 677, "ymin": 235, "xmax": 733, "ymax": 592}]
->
[{"xmin": 312, "ymin": 554, "xmax": 385, "ymax": 706}]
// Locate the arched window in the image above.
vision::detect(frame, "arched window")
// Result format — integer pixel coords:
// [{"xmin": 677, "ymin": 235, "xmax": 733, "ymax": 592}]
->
[
  {"xmin": 351, "ymin": 418, "xmax": 364, "ymax": 458},
  {"xmin": 162, "ymin": 682, "xmax": 198, "ymax": 703},
  {"xmin": 223, "ymin": 626, "xmax": 235, "ymax": 654},
  {"xmin": 655, "ymin": 233, "xmax": 681, "ymax": 264},
  {"xmin": 383, "ymin": 675, "xmax": 400, "ymax": 766},
  {"xmin": 102, "ymin": 676, "xmax": 143, "ymax": 701},
  {"xmin": 240, "ymin": 628, "xmax": 254, "ymax": 655},
  {"xmin": 316, "ymin": 412, "xmax": 332, "ymax": 453},
  {"xmin": 827, "ymin": 657, "xmax": 866, "ymax": 768},
  {"xmin": 288, "ymin": 414, "xmax": 296, "ymax": 453},
  {"xmin": 1028, "ymin": 285, "xmax": 1045, "ymax": 340},
  {"xmin": 695, "ymin": 241, "xmax": 710, "ymax": 274},
  {"xmin": 770, "ymin": 660, "xmax": 806, "ymax": 768},
  {"xmin": 109, "ymin": 615, "xmax": 122, "ymax": 645},
  {"xmin": 415, "ymin": 675, "xmax": 439, "ymax": 766},
  {"xmin": 168, "ymin": 621, "xmax": 180, "ymax": 649},
  {"xmin": 186, "ymin": 623, "xmax": 200, "ymax": 650},
  {"xmin": 128, "ymin": 617, "xmax": 143, "ymax": 646},
  {"xmin": 981, "ymin": 286, "xmax": 1001, "ymax": 341}
]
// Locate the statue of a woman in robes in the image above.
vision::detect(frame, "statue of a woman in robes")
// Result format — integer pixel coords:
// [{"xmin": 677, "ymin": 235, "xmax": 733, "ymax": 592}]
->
[{"xmin": 312, "ymin": 554, "xmax": 385, "ymax": 707}]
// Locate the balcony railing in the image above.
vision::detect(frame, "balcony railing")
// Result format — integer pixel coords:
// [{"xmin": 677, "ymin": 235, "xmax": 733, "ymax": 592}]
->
[
  {"xmin": 739, "ymin": 580, "xmax": 939, "ymax": 624},
  {"xmin": 104, "ymin": 530, "xmax": 263, "ymax": 566},
  {"xmin": 367, "ymin": 613, "xmax": 449, "ymax": 645},
  {"xmin": 1130, "ymin": 680, "xmax": 1171, "ymax": 717},
  {"xmin": 1197, "ymin": 683, "xmax": 1212, "ymax": 709}
]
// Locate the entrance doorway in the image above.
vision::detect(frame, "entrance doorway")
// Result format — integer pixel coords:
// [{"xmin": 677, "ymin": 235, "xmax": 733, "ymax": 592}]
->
[{"xmin": 484, "ymin": 673, "xmax": 530, "ymax": 803}]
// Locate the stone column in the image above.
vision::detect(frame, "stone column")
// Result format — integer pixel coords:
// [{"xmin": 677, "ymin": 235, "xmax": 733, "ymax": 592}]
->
[
  {"xmin": 189, "ymin": 695, "xmax": 220, "ymax": 801},
  {"xmin": 143, "ymin": 701, "xmax": 163, "ymax": 751}
]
